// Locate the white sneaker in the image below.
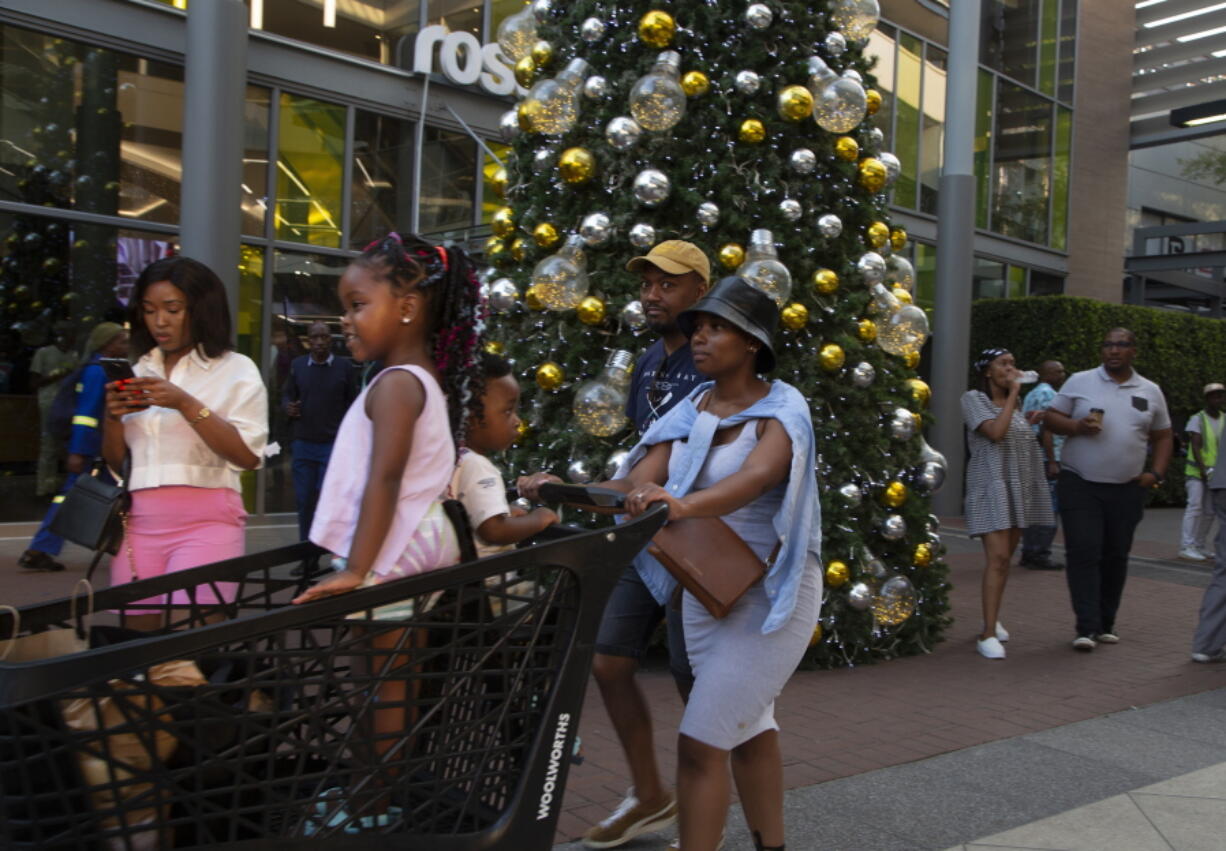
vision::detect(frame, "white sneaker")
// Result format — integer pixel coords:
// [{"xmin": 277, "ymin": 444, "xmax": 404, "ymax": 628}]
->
[
  {"xmin": 1179, "ymin": 548, "xmax": 1208, "ymax": 561},
  {"xmin": 977, "ymin": 636, "xmax": 1006, "ymax": 659},
  {"xmin": 995, "ymin": 621, "xmax": 1009, "ymax": 642},
  {"xmin": 1095, "ymin": 631, "xmax": 1120, "ymax": 644},
  {"xmin": 1191, "ymin": 650, "xmax": 1225, "ymax": 663},
  {"xmin": 1072, "ymin": 635, "xmax": 1097, "ymax": 651}
]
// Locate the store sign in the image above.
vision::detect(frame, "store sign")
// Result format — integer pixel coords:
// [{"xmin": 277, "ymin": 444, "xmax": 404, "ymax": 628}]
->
[{"xmin": 413, "ymin": 25, "xmax": 523, "ymax": 97}]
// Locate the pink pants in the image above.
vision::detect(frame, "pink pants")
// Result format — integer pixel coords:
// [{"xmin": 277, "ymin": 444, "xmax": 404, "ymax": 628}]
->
[{"xmin": 113, "ymin": 486, "xmax": 246, "ymax": 610}]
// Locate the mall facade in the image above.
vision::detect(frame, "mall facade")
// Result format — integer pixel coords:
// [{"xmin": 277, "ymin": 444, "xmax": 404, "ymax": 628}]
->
[{"xmin": 0, "ymin": 0, "xmax": 1126, "ymax": 518}]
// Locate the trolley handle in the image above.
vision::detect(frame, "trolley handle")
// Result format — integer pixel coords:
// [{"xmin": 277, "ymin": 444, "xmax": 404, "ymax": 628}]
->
[{"xmin": 536, "ymin": 482, "xmax": 627, "ymax": 514}]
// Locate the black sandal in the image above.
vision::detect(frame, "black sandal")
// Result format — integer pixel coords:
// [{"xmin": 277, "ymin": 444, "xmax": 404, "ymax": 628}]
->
[
  {"xmin": 753, "ymin": 831, "xmax": 785, "ymax": 851},
  {"xmin": 17, "ymin": 550, "xmax": 66, "ymax": 572}
]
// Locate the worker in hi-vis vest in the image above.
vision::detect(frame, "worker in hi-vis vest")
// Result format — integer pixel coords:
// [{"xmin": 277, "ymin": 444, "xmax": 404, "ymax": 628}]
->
[{"xmin": 1181, "ymin": 382, "xmax": 1226, "ymax": 562}]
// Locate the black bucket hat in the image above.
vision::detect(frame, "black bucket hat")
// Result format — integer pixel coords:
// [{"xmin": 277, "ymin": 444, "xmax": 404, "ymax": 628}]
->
[{"xmin": 677, "ymin": 276, "xmax": 778, "ymax": 373}]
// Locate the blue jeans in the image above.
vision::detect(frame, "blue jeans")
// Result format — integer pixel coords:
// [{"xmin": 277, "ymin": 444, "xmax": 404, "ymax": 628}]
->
[
  {"xmin": 29, "ymin": 467, "xmax": 115, "ymax": 556},
  {"xmin": 595, "ymin": 564, "xmax": 694, "ymax": 689},
  {"xmin": 292, "ymin": 439, "xmax": 334, "ymax": 541},
  {"xmin": 1022, "ymin": 479, "xmax": 1060, "ymax": 561}
]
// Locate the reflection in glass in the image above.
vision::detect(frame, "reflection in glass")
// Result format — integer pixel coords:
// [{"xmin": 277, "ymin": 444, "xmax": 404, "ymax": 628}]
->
[
  {"xmin": 893, "ymin": 33, "xmax": 921, "ymax": 210},
  {"xmin": 428, "ymin": 0, "xmax": 483, "ymax": 39},
  {"xmin": 1029, "ymin": 269, "xmax": 1064, "ymax": 295},
  {"xmin": 276, "ymin": 94, "xmax": 345, "ymax": 248},
  {"xmin": 237, "ymin": 243, "xmax": 264, "ymax": 362},
  {"xmin": 992, "ymin": 83, "xmax": 1051, "ymax": 245},
  {"xmin": 419, "ymin": 126, "xmax": 476, "ymax": 233},
  {"xmin": 481, "ymin": 142, "xmax": 511, "ymax": 222},
  {"xmin": 914, "ymin": 242, "xmax": 935, "ymax": 308},
  {"xmin": 243, "ymin": 86, "xmax": 271, "ymax": 237},
  {"xmin": 980, "ymin": 0, "xmax": 1039, "ymax": 88},
  {"xmin": 257, "ymin": 0, "xmax": 421, "ymax": 69},
  {"xmin": 865, "ymin": 28, "xmax": 895, "ymax": 152},
  {"xmin": 1058, "ymin": 0, "xmax": 1077, "ymax": 104},
  {"xmin": 1038, "ymin": 0, "xmax": 1059, "ymax": 97},
  {"xmin": 350, "ymin": 111, "xmax": 414, "ymax": 248},
  {"xmin": 974, "ymin": 70, "xmax": 994, "ymax": 231},
  {"xmin": 1007, "ymin": 264, "xmax": 1027, "ymax": 298},
  {"xmin": 919, "ymin": 45, "xmax": 946, "ymax": 215},
  {"xmin": 1052, "ymin": 106, "xmax": 1071, "ymax": 251},
  {"xmin": 972, "ymin": 257, "xmax": 1006, "ymax": 300}
]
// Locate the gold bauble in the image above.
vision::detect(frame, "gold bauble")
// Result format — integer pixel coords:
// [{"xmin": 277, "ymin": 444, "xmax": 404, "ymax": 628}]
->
[
  {"xmin": 913, "ymin": 542, "xmax": 933, "ymax": 567},
  {"xmin": 857, "ymin": 318, "xmax": 877, "ymax": 342},
  {"xmin": 485, "ymin": 235, "xmax": 505, "ymax": 255},
  {"xmin": 524, "ymin": 285, "xmax": 545, "ymax": 310},
  {"xmin": 813, "ymin": 268, "xmax": 840, "ymax": 295},
  {"xmin": 866, "ymin": 89, "xmax": 883, "ymax": 115},
  {"xmin": 881, "ymin": 480, "xmax": 909, "ymax": 508},
  {"xmin": 530, "ymin": 39, "xmax": 553, "ymax": 67},
  {"xmin": 719, "ymin": 243, "xmax": 746, "ymax": 269},
  {"xmin": 858, "ymin": 157, "xmax": 887, "ymax": 192},
  {"xmin": 484, "ymin": 340, "xmax": 504, "ymax": 355},
  {"xmin": 510, "ymin": 237, "xmax": 527, "ymax": 262},
  {"xmin": 514, "ymin": 56, "xmax": 536, "ymax": 88},
  {"xmin": 892, "ymin": 286, "xmax": 913, "ymax": 304},
  {"xmin": 912, "ymin": 411, "xmax": 924, "ymax": 432},
  {"xmin": 738, "ymin": 118, "xmax": 766, "ymax": 144},
  {"xmin": 866, "ymin": 221, "xmax": 890, "ymax": 249},
  {"xmin": 558, "ymin": 147, "xmax": 596, "ymax": 184},
  {"xmin": 491, "ymin": 206, "xmax": 515, "ymax": 238},
  {"xmin": 904, "ymin": 351, "xmax": 921, "ymax": 369},
  {"xmin": 824, "ymin": 560, "xmax": 850, "ymax": 588},
  {"xmin": 907, "ymin": 378, "xmax": 931, "ymax": 407},
  {"xmin": 777, "ymin": 85, "xmax": 814, "ymax": 121},
  {"xmin": 819, "ymin": 343, "xmax": 845, "ymax": 372},
  {"xmin": 535, "ymin": 361, "xmax": 565, "ymax": 391},
  {"xmin": 576, "ymin": 296, "xmax": 606, "ymax": 325},
  {"xmin": 517, "ymin": 99, "xmax": 542, "ymax": 132},
  {"xmin": 490, "ymin": 166, "xmax": 508, "ymax": 198},
  {"xmin": 808, "ymin": 622, "xmax": 824, "ymax": 647},
  {"xmin": 533, "ymin": 222, "xmax": 560, "ymax": 248},
  {"xmin": 834, "ymin": 136, "xmax": 859, "ymax": 161},
  {"xmin": 890, "ymin": 227, "xmax": 908, "ymax": 251},
  {"xmin": 780, "ymin": 302, "xmax": 809, "ymax": 331},
  {"xmin": 681, "ymin": 70, "xmax": 710, "ymax": 96},
  {"xmin": 516, "ymin": 420, "xmax": 532, "ymax": 441},
  {"xmin": 489, "ymin": 242, "xmax": 512, "ymax": 269},
  {"xmin": 638, "ymin": 10, "xmax": 676, "ymax": 47}
]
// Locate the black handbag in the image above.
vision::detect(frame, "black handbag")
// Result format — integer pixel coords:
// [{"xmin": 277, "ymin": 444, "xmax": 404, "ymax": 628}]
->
[{"xmin": 49, "ymin": 461, "xmax": 131, "ymax": 580}]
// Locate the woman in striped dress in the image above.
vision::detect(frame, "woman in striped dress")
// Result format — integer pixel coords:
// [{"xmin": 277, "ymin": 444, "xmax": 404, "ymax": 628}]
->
[{"xmin": 962, "ymin": 348, "xmax": 1053, "ymax": 659}]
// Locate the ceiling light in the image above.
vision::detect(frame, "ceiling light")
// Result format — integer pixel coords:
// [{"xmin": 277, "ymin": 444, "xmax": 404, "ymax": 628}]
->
[
  {"xmin": 324, "ymin": 0, "xmax": 336, "ymax": 28},
  {"xmin": 1144, "ymin": 1, "xmax": 1226, "ymax": 27},
  {"xmin": 251, "ymin": 0, "xmax": 264, "ymax": 30},
  {"xmin": 1135, "ymin": 0, "xmax": 1167, "ymax": 8},
  {"xmin": 1171, "ymin": 98, "xmax": 1226, "ymax": 127},
  {"xmin": 1177, "ymin": 24, "xmax": 1226, "ymax": 42}
]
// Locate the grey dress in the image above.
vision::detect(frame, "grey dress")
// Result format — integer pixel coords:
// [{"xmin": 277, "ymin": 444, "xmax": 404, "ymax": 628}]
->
[{"xmin": 961, "ymin": 390, "xmax": 1054, "ymax": 537}]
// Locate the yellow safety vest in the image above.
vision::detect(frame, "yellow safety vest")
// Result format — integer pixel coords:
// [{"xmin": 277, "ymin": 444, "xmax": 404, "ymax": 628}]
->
[{"xmin": 1185, "ymin": 410, "xmax": 1220, "ymax": 479}]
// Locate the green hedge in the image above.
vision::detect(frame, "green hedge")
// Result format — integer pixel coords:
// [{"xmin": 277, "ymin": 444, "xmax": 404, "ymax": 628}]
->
[{"xmin": 970, "ymin": 296, "xmax": 1226, "ymax": 506}]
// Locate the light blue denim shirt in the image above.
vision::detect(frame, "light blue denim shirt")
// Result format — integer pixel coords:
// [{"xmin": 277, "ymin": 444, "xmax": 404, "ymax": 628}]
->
[{"xmin": 618, "ymin": 379, "xmax": 821, "ymax": 634}]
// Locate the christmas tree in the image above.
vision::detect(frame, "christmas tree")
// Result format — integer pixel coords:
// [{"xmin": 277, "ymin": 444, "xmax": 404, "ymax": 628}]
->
[{"xmin": 487, "ymin": 0, "xmax": 950, "ymax": 668}]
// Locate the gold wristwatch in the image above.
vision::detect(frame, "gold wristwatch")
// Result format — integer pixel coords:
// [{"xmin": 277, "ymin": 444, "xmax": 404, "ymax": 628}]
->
[{"xmin": 188, "ymin": 406, "xmax": 212, "ymax": 426}]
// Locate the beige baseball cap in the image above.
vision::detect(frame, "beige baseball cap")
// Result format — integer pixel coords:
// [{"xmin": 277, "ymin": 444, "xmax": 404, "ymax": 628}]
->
[
  {"xmin": 1205, "ymin": 383, "xmax": 1225, "ymax": 395},
  {"xmin": 625, "ymin": 240, "xmax": 711, "ymax": 285}
]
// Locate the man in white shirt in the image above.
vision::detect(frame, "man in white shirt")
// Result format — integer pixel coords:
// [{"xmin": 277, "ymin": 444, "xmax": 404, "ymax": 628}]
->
[{"xmin": 1180, "ymin": 383, "xmax": 1225, "ymax": 561}]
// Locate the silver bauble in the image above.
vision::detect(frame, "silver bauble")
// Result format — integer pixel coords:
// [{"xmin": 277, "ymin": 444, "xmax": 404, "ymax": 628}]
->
[
  {"xmin": 567, "ymin": 458, "xmax": 592, "ymax": 484},
  {"xmin": 628, "ymin": 223, "xmax": 656, "ymax": 248},
  {"xmin": 825, "ymin": 31, "xmax": 848, "ymax": 56},
  {"xmin": 817, "ymin": 213, "xmax": 843, "ymax": 238},
  {"xmin": 790, "ymin": 148, "xmax": 817, "ymax": 174},
  {"xmin": 633, "ymin": 169, "xmax": 671, "ymax": 207},
  {"xmin": 580, "ymin": 17, "xmax": 605, "ymax": 42},
  {"xmin": 865, "ymin": 555, "xmax": 888, "ymax": 579},
  {"xmin": 847, "ymin": 582, "xmax": 873, "ymax": 611},
  {"xmin": 734, "ymin": 70, "xmax": 761, "ymax": 95},
  {"xmin": 918, "ymin": 461, "xmax": 946, "ymax": 492},
  {"xmin": 920, "ymin": 436, "xmax": 948, "ymax": 470},
  {"xmin": 745, "ymin": 3, "xmax": 773, "ymax": 28},
  {"xmin": 843, "ymin": 68, "xmax": 863, "ymax": 83},
  {"xmin": 779, "ymin": 199, "xmax": 802, "ymax": 221},
  {"xmin": 579, "ymin": 212, "xmax": 613, "ymax": 246},
  {"xmin": 879, "ymin": 151, "xmax": 902, "ymax": 185},
  {"xmin": 857, "ymin": 251, "xmax": 887, "ymax": 284},
  {"xmin": 534, "ymin": 146, "xmax": 557, "ymax": 168},
  {"xmin": 838, "ymin": 482, "xmax": 862, "ymax": 504},
  {"xmin": 926, "ymin": 514, "xmax": 941, "ymax": 533},
  {"xmin": 583, "ymin": 75, "xmax": 609, "ymax": 100},
  {"xmin": 620, "ymin": 299, "xmax": 648, "ymax": 331},
  {"xmin": 499, "ymin": 109, "xmax": 520, "ymax": 143},
  {"xmin": 890, "ymin": 407, "xmax": 917, "ymax": 440},
  {"xmin": 866, "ymin": 126, "xmax": 884, "ymax": 149},
  {"xmin": 488, "ymin": 277, "xmax": 519, "ymax": 313},
  {"xmin": 605, "ymin": 116, "xmax": 643, "ymax": 151},
  {"xmin": 881, "ymin": 514, "xmax": 907, "ymax": 540},
  {"xmin": 696, "ymin": 201, "xmax": 720, "ymax": 227},
  {"xmin": 851, "ymin": 361, "xmax": 875, "ymax": 387},
  {"xmin": 604, "ymin": 449, "xmax": 630, "ymax": 480},
  {"xmin": 531, "ymin": 0, "xmax": 552, "ymax": 21}
]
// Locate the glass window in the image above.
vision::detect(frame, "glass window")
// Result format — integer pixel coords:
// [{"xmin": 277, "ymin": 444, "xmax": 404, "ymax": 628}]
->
[
  {"xmin": 419, "ymin": 126, "xmax": 476, "ymax": 233},
  {"xmin": 974, "ymin": 70, "xmax": 994, "ymax": 230},
  {"xmin": 893, "ymin": 33, "xmax": 922, "ymax": 210},
  {"xmin": 350, "ymin": 111, "xmax": 415, "ymax": 248},
  {"xmin": 275, "ymin": 94, "xmax": 345, "ymax": 248},
  {"xmin": 913, "ymin": 242, "xmax": 935, "ymax": 309},
  {"xmin": 1029, "ymin": 269, "xmax": 1064, "ymax": 295},
  {"xmin": 428, "ymin": 0, "xmax": 483, "ymax": 39},
  {"xmin": 980, "ymin": 0, "xmax": 1039, "ymax": 88},
  {"xmin": 865, "ymin": 28, "xmax": 895, "ymax": 152},
  {"xmin": 1007, "ymin": 264, "xmax": 1027, "ymax": 298},
  {"xmin": 1058, "ymin": 0, "xmax": 1077, "ymax": 104},
  {"xmin": 1051, "ymin": 105, "xmax": 1071, "ymax": 251},
  {"xmin": 991, "ymin": 83, "xmax": 1052, "ymax": 245},
  {"xmin": 919, "ymin": 45, "xmax": 946, "ymax": 215},
  {"xmin": 481, "ymin": 141, "xmax": 510, "ymax": 223},
  {"xmin": 1038, "ymin": 0, "xmax": 1059, "ymax": 97},
  {"xmin": 237, "ymin": 243, "xmax": 264, "ymax": 362},
  {"xmin": 243, "ymin": 85, "xmax": 272, "ymax": 237},
  {"xmin": 973, "ymin": 257, "xmax": 1006, "ymax": 300},
  {"xmin": 256, "ymin": 0, "xmax": 421, "ymax": 68}
]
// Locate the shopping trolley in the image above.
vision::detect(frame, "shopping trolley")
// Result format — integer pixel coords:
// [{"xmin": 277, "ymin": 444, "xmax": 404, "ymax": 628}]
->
[{"xmin": 0, "ymin": 497, "xmax": 664, "ymax": 850}]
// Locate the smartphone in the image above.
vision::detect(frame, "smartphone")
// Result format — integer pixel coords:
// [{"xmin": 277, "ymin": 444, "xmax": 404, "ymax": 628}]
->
[{"xmin": 99, "ymin": 357, "xmax": 136, "ymax": 383}]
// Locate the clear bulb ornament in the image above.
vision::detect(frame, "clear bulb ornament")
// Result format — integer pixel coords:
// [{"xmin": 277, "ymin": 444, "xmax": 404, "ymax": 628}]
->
[
  {"xmin": 573, "ymin": 349, "xmax": 633, "ymax": 437},
  {"xmin": 736, "ymin": 229, "xmax": 793, "ymax": 306},
  {"xmin": 807, "ymin": 58, "xmax": 868, "ymax": 134},
  {"xmin": 531, "ymin": 234, "xmax": 589, "ymax": 310},
  {"xmin": 830, "ymin": 0, "xmax": 881, "ymax": 41},
  {"xmin": 629, "ymin": 51, "xmax": 687, "ymax": 132},
  {"xmin": 871, "ymin": 575, "xmax": 916, "ymax": 627},
  {"xmin": 496, "ymin": 4, "xmax": 538, "ymax": 63},
  {"xmin": 520, "ymin": 57, "xmax": 590, "ymax": 135},
  {"xmin": 869, "ymin": 283, "xmax": 930, "ymax": 357}
]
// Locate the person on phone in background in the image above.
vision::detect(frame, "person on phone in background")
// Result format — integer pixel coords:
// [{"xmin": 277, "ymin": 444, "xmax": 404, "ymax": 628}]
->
[
  {"xmin": 283, "ymin": 321, "xmax": 358, "ymax": 575},
  {"xmin": 103, "ymin": 256, "xmax": 268, "ymax": 631},
  {"xmin": 1179, "ymin": 383, "xmax": 1225, "ymax": 562},
  {"xmin": 962, "ymin": 349, "xmax": 1054, "ymax": 660},
  {"xmin": 17, "ymin": 322, "xmax": 129, "ymax": 572},
  {"xmin": 1019, "ymin": 360, "xmax": 1068, "ymax": 571},
  {"xmin": 1043, "ymin": 328, "xmax": 1173, "ymax": 652},
  {"xmin": 30, "ymin": 322, "xmax": 79, "ymax": 495}
]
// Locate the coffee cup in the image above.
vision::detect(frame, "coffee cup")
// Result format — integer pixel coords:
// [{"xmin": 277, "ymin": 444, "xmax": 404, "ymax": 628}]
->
[{"xmin": 1086, "ymin": 407, "xmax": 1104, "ymax": 427}]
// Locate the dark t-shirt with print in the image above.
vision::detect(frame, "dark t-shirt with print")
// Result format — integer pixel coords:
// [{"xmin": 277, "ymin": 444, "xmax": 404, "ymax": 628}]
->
[{"xmin": 625, "ymin": 338, "xmax": 703, "ymax": 434}]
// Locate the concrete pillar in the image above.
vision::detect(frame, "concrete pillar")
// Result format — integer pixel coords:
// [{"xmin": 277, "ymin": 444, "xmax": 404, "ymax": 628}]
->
[
  {"xmin": 179, "ymin": 0, "xmax": 248, "ymax": 329},
  {"xmin": 930, "ymin": 0, "xmax": 981, "ymax": 517}
]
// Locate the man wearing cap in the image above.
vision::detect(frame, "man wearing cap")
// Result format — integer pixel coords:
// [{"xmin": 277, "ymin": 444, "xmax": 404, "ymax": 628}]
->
[
  {"xmin": 1044, "ymin": 328, "xmax": 1173, "ymax": 652},
  {"xmin": 1179, "ymin": 383, "xmax": 1225, "ymax": 561},
  {"xmin": 1019, "ymin": 359, "xmax": 1068, "ymax": 570}
]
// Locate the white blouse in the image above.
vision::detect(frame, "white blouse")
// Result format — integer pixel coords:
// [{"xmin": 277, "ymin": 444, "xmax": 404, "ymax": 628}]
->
[{"xmin": 122, "ymin": 347, "xmax": 268, "ymax": 493}]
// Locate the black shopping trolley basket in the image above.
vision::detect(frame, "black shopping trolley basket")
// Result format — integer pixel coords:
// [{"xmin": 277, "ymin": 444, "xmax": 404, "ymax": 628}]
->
[{"xmin": 0, "ymin": 499, "xmax": 665, "ymax": 851}]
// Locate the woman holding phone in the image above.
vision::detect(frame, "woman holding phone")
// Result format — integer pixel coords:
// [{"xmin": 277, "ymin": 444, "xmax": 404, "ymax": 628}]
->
[{"xmin": 103, "ymin": 256, "xmax": 268, "ymax": 629}]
